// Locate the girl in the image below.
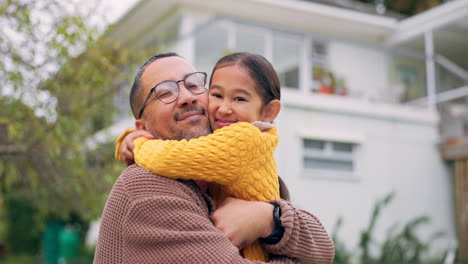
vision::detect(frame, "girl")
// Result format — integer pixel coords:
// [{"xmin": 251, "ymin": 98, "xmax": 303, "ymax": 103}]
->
[{"xmin": 117, "ymin": 52, "xmax": 307, "ymax": 261}]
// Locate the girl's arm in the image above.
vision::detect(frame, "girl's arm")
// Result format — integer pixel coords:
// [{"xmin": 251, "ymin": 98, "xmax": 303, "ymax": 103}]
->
[
  {"xmin": 115, "ymin": 128, "xmax": 136, "ymax": 161},
  {"xmin": 115, "ymin": 129, "xmax": 154, "ymax": 165},
  {"xmin": 132, "ymin": 122, "xmax": 278, "ymax": 185}
]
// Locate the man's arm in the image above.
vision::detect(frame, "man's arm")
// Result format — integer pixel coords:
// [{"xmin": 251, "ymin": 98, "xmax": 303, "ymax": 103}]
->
[
  {"xmin": 121, "ymin": 191, "xmax": 299, "ymax": 264},
  {"xmin": 211, "ymin": 198, "xmax": 335, "ymax": 264},
  {"xmin": 264, "ymin": 199, "xmax": 335, "ymax": 264}
]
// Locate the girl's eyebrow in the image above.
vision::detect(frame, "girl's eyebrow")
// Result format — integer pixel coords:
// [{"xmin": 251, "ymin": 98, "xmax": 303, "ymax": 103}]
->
[
  {"xmin": 209, "ymin": 85, "xmax": 252, "ymax": 97},
  {"xmin": 210, "ymin": 85, "xmax": 222, "ymax": 90},
  {"xmin": 234, "ymin": 88, "xmax": 252, "ymax": 97}
]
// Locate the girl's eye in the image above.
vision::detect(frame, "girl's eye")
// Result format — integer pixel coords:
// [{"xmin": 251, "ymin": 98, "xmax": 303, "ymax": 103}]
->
[
  {"xmin": 211, "ymin": 93, "xmax": 222, "ymax": 98},
  {"xmin": 234, "ymin": 97, "xmax": 246, "ymax": 102}
]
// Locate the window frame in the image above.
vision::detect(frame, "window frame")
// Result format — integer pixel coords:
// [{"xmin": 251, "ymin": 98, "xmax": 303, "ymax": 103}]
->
[
  {"xmin": 272, "ymin": 31, "xmax": 303, "ymax": 90},
  {"xmin": 193, "ymin": 18, "xmax": 305, "ymax": 91},
  {"xmin": 299, "ymin": 130, "xmax": 363, "ymax": 181}
]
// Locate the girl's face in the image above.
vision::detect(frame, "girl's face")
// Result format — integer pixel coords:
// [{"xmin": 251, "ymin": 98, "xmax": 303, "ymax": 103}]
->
[{"xmin": 208, "ymin": 64, "xmax": 266, "ymax": 130}]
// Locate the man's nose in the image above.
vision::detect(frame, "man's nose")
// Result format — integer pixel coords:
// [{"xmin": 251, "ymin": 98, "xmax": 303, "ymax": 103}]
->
[{"xmin": 176, "ymin": 81, "xmax": 197, "ymax": 107}]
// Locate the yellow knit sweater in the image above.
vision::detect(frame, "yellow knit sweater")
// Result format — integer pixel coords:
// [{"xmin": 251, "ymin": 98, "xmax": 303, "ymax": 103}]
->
[{"xmin": 115, "ymin": 122, "xmax": 280, "ymax": 261}]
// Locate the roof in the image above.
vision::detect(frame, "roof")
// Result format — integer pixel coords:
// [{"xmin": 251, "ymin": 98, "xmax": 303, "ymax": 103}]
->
[
  {"xmin": 108, "ymin": 0, "xmax": 398, "ymax": 45},
  {"xmin": 386, "ymin": 0, "xmax": 468, "ymax": 68},
  {"xmin": 108, "ymin": 0, "xmax": 468, "ymax": 67}
]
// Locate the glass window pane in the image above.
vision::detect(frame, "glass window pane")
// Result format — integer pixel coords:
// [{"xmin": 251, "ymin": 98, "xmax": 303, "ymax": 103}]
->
[
  {"xmin": 332, "ymin": 142, "xmax": 353, "ymax": 153},
  {"xmin": 273, "ymin": 33, "xmax": 301, "ymax": 89},
  {"xmin": 390, "ymin": 55, "xmax": 427, "ymax": 103},
  {"xmin": 311, "ymin": 41, "xmax": 329, "ymax": 93},
  {"xmin": 195, "ymin": 23, "xmax": 228, "ymax": 74},
  {"xmin": 235, "ymin": 26, "xmax": 265, "ymax": 55},
  {"xmin": 312, "ymin": 42, "xmax": 327, "ymax": 57},
  {"xmin": 303, "ymin": 139, "xmax": 325, "ymax": 150},
  {"xmin": 437, "ymin": 64, "xmax": 466, "ymax": 93},
  {"xmin": 303, "ymin": 157, "xmax": 353, "ymax": 172}
]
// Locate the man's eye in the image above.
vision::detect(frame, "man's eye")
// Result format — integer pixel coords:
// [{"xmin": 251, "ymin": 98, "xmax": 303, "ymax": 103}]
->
[
  {"xmin": 186, "ymin": 83, "xmax": 199, "ymax": 89},
  {"xmin": 158, "ymin": 91, "xmax": 173, "ymax": 99}
]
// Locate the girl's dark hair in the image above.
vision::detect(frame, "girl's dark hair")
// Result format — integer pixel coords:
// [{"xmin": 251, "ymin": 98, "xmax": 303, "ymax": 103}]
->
[
  {"xmin": 211, "ymin": 52, "xmax": 289, "ymax": 200},
  {"xmin": 210, "ymin": 52, "xmax": 281, "ymax": 105},
  {"xmin": 278, "ymin": 176, "xmax": 290, "ymax": 201}
]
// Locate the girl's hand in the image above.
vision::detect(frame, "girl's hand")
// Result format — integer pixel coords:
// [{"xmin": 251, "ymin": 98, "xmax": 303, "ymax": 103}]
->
[
  {"xmin": 210, "ymin": 197, "xmax": 275, "ymax": 249},
  {"xmin": 119, "ymin": 130, "xmax": 154, "ymax": 166}
]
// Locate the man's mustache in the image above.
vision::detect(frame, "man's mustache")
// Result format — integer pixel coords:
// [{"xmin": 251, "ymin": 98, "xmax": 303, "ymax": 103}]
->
[{"xmin": 174, "ymin": 106, "xmax": 206, "ymax": 120}]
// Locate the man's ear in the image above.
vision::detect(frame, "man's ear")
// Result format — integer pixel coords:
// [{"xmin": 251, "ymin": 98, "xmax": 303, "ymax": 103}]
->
[
  {"xmin": 135, "ymin": 119, "xmax": 146, "ymax": 130},
  {"xmin": 261, "ymin": 99, "xmax": 281, "ymax": 123}
]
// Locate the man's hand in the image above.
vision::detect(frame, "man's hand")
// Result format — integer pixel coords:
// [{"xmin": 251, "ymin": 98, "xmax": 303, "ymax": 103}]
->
[
  {"xmin": 119, "ymin": 130, "xmax": 154, "ymax": 166},
  {"xmin": 210, "ymin": 197, "xmax": 275, "ymax": 249}
]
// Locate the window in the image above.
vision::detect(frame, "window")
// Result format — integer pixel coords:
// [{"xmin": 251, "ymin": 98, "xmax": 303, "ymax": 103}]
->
[
  {"xmin": 195, "ymin": 23, "xmax": 228, "ymax": 74},
  {"xmin": 311, "ymin": 41, "xmax": 328, "ymax": 68},
  {"xmin": 310, "ymin": 41, "xmax": 330, "ymax": 93},
  {"xmin": 302, "ymin": 138, "xmax": 358, "ymax": 180},
  {"xmin": 273, "ymin": 33, "xmax": 301, "ymax": 89},
  {"xmin": 193, "ymin": 20, "xmax": 305, "ymax": 90},
  {"xmin": 235, "ymin": 25, "xmax": 265, "ymax": 56},
  {"xmin": 390, "ymin": 56, "xmax": 427, "ymax": 103}
]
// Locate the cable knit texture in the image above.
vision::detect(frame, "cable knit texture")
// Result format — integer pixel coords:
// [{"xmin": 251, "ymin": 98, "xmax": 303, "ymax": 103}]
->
[
  {"xmin": 126, "ymin": 122, "xmax": 280, "ymax": 261},
  {"xmin": 133, "ymin": 122, "xmax": 280, "ymax": 202},
  {"xmin": 94, "ymin": 165, "xmax": 335, "ymax": 264},
  {"xmin": 114, "ymin": 128, "xmax": 136, "ymax": 161}
]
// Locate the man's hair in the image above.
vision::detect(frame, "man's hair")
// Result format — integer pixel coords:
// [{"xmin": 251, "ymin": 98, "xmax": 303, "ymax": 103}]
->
[{"xmin": 130, "ymin": 52, "xmax": 180, "ymax": 118}]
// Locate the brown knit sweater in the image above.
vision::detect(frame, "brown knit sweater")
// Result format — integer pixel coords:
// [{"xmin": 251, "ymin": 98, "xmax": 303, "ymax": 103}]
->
[{"xmin": 94, "ymin": 165, "xmax": 334, "ymax": 264}]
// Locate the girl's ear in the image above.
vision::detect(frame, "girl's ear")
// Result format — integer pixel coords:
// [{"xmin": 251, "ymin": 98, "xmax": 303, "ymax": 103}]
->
[
  {"xmin": 261, "ymin": 99, "xmax": 281, "ymax": 123},
  {"xmin": 135, "ymin": 119, "xmax": 146, "ymax": 130}
]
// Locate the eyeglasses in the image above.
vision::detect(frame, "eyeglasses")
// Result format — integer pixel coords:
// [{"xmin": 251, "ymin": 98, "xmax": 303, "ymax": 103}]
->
[{"xmin": 138, "ymin": 72, "xmax": 208, "ymax": 119}]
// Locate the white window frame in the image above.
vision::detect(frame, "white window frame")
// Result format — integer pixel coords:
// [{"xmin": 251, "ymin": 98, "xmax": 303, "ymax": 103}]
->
[
  {"xmin": 299, "ymin": 130, "xmax": 363, "ymax": 182},
  {"xmin": 195, "ymin": 18, "xmax": 304, "ymax": 91},
  {"xmin": 309, "ymin": 39, "xmax": 330, "ymax": 94},
  {"xmin": 271, "ymin": 31, "xmax": 303, "ymax": 90}
]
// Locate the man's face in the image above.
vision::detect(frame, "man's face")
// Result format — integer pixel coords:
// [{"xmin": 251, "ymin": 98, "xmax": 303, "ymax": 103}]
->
[{"xmin": 136, "ymin": 56, "xmax": 211, "ymax": 140}]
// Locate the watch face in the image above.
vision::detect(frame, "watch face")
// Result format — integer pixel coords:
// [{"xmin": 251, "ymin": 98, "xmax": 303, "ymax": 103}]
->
[{"xmin": 272, "ymin": 203, "xmax": 282, "ymax": 226}]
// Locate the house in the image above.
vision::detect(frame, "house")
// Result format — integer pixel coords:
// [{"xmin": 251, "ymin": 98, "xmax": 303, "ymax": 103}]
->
[{"xmin": 100, "ymin": 0, "xmax": 468, "ymax": 255}]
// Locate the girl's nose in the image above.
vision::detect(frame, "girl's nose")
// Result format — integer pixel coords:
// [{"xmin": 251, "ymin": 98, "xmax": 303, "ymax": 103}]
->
[{"xmin": 218, "ymin": 103, "xmax": 232, "ymax": 115}]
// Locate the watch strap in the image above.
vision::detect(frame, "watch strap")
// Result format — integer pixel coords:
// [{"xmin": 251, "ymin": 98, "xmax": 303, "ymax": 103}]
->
[{"xmin": 260, "ymin": 202, "xmax": 284, "ymax": 244}]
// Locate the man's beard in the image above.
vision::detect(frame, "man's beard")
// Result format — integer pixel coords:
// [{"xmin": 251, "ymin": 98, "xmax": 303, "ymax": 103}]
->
[
  {"xmin": 150, "ymin": 106, "xmax": 211, "ymax": 140},
  {"xmin": 168, "ymin": 119, "xmax": 211, "ymax": 140}
]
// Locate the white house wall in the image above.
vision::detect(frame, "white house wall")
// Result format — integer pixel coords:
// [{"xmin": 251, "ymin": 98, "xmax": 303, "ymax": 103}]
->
[
  {"xmin": 328, "ymin": 42, "xmax": 390, "ymax": 101},
  {"xmin": 275, "ymin": 95, "xmax": 455, "ymax": 252}
]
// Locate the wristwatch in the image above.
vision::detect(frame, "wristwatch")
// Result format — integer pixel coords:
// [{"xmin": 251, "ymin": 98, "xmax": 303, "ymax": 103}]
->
[{"xmin": 260, "ymin": 202, "xmax": 284, "ymax": 244}]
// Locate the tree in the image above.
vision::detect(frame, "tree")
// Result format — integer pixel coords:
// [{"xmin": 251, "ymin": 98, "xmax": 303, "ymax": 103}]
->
[
  {"xmin": 355, "ymin": 0, "xmax": 443, "ymax": 16},
  {"xmin": 0, "ymin": 0, "xmax": 152, "ymax": 223}
]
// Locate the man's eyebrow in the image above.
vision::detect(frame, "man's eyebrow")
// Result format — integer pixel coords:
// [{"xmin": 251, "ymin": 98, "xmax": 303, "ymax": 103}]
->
[{"xmin": 182, "ymin": 72, "xmax": 197, "ymax": 79}]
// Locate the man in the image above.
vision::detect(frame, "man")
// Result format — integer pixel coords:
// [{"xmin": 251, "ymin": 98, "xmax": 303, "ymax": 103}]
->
[{"xmin": 94, "ymin": 53, "xmax": 334, "ymax": 263}]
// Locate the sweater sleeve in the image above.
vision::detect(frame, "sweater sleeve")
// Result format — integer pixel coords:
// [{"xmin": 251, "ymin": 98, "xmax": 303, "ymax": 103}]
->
[
  {"xmin": 263, "ymin": 199, "xmax": 335, "ymax": 264},
  {"xmin": 122, "ymin": 188, "xmax": 299, "ymax": 263},
  {"xmin": 133, "ymin": 122, "xmax": 278, "ymax": 185},
  {"xmin": 114, "ymin": 128, "xmax": 137, "ymax": 161}
]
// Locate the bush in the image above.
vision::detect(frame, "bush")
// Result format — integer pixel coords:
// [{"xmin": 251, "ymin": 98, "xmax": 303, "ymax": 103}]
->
[
  {"xmin": 3, "ymin": 193, "xmax": 41, "ymax": 255},
  {"xmin": 332, "ymin": 192, "xmax": 447, "ymax": 264}
]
